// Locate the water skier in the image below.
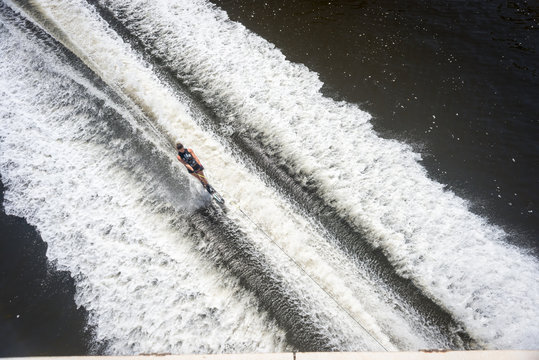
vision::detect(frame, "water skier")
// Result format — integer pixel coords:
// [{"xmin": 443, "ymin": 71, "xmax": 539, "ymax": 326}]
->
[{"xmin": 176, "ymin": 142, "xmax": 216, "ymax": 194}]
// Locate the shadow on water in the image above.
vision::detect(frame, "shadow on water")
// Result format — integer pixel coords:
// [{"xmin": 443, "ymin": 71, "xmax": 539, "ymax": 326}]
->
[{"xmin": 182, "ymin": 204, "xmax": 343, "ymax": 351}]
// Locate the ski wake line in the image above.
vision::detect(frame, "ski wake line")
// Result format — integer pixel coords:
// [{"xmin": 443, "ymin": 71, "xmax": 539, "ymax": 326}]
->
[
  {"xmin": 4, "ymin": 0, "xmax": 432, "ymax": 351},
  {"xmin": 87, "ymin": 0, "xmax": 539, "ymax": 349}
]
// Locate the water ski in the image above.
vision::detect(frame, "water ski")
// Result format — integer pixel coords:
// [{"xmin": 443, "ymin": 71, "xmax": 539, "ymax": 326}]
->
[
  {"xmin": 205, "ymin": 184, "xmax": 224, "ymax": 204},
  {"xmin": 211, "ymin": 191, "xmax": 225, "ymax": 204}
]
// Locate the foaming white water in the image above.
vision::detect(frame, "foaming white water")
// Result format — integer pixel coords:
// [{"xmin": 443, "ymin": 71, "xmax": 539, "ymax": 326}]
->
[
  {"xmin": 0, "ymin": 18, "xmax": 287, "ymax": 354},
  {"xmin": 2, "ymin": 0, "xmax": 456, "ymax": 351},
  {"xmin": 92, "ymin": 0, "xmax": 539, "ymax": 349}
]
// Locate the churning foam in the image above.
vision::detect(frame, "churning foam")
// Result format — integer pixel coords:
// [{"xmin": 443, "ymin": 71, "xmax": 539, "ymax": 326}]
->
[
  {"xmin": 1, "ymin": 0, "xmax": 480, "ymax": 350},
  {"xmin": 0, "ymin": 16, "xmax": 289, "ymax": 354},
  {"xmin": 91, "ymin": 0, "xmax": 539, "ymax": 349},
  {"xmin": 1, "ymin": 0, "xmax": 468, "ymax": 351}
]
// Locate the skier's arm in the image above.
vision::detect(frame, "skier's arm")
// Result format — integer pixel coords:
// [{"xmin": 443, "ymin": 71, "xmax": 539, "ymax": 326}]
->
[
  {"xmin": 177, "ymin": 155, "xmax": 195, "ymax": 173},
  {"xmin": 189, "ymin": 149, "xmax": 204, "ymax": 168}
]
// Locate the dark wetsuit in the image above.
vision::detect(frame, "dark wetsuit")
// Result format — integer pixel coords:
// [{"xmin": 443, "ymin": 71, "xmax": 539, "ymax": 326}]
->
[{"xmin": 178, "ymin": 149, "xmax": 204, "ymax": 173}]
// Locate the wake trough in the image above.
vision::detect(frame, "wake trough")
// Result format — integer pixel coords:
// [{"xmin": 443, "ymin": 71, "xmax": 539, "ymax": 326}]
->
[{"xmin": 1, "ymin": 0, "xmax": 538, "ymax": 352}]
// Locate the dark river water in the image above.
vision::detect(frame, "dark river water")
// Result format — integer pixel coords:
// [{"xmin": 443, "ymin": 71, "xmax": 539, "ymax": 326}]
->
[
  {"xmin": 1, "ymin": 0, "xmax": 538, "ymax": 355},
  {"xmin": 212, "ymin": 0, "xmax": 539, "ymax": 248}
]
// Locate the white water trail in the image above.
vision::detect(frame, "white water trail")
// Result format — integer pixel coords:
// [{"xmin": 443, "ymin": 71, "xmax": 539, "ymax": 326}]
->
[
  {"xmin": 0, "ymin": 13, "xmax": 287, "ymax": 354},
  {"xmin": 1, "ymin": 0, "xmax": 450, "ymax": 352},
  {"xmin": 90, "ymin": 0, "xmax": 539, "ymax": 349}
]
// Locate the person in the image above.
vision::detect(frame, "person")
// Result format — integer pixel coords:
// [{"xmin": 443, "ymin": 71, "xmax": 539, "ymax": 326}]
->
[{"xmin": 176, "ymin": 142, "xmax": 215, "ymax": 194}]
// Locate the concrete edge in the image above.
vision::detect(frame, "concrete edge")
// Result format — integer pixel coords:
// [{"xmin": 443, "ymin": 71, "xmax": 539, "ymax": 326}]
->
[{"xmin": 3, "ymin": 351, "xmax": 538, "ymax": 360}]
